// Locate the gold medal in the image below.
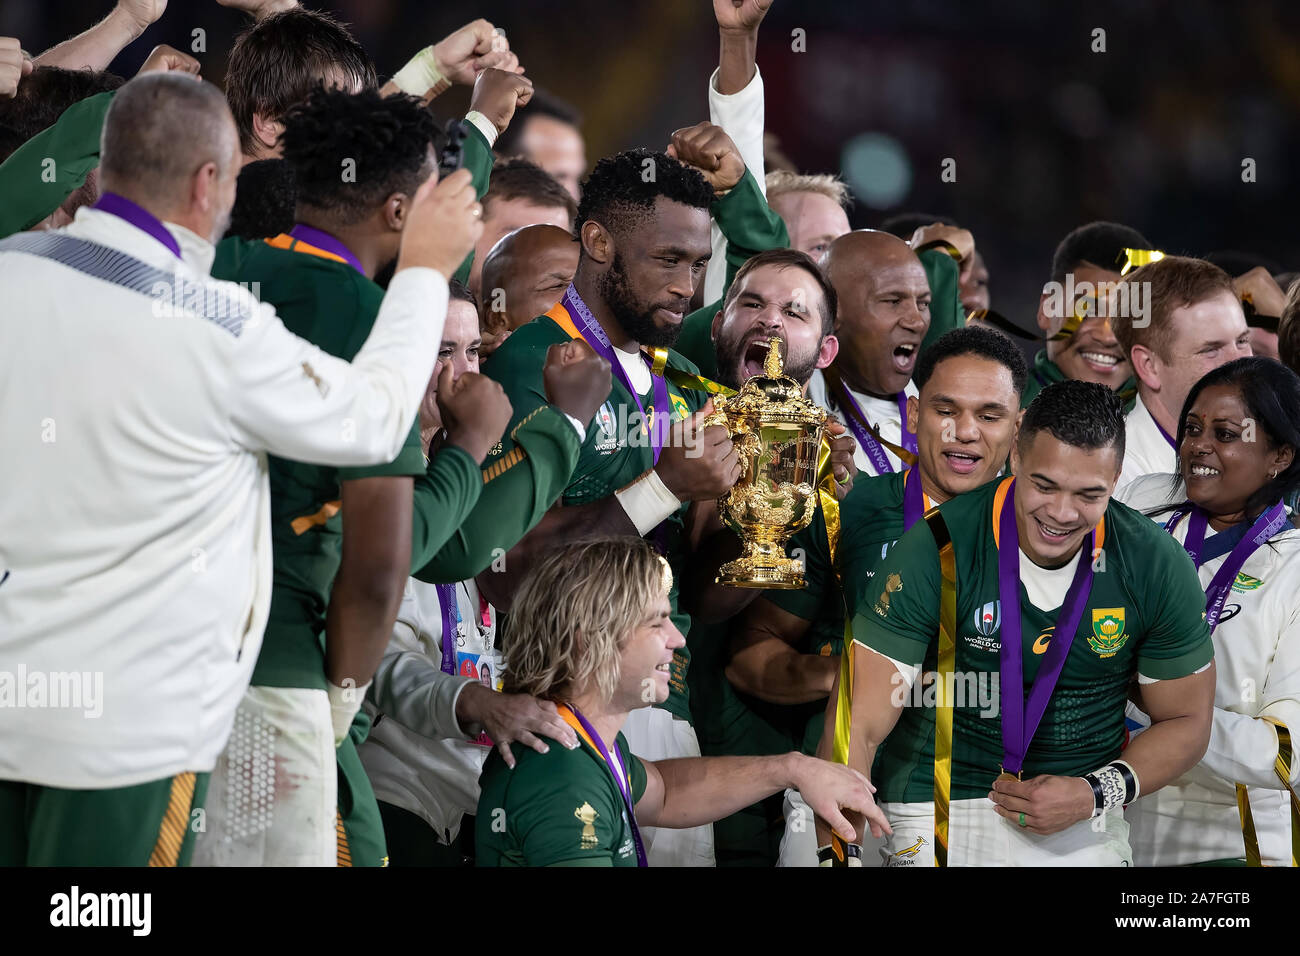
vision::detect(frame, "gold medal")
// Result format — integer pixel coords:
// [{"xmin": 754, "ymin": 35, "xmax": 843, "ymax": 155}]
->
[{"xmin": 995, "ymin": 770, "xmax": 1021, "ymax": 785}]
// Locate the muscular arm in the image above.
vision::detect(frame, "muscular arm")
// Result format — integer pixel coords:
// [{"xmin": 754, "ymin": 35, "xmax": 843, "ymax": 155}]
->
[
  {"xmin": 727, "ymin": 598, "xmax": 837, "ymax": 705},
  {"xmin": 324, "ymin": 476, "xmax": 414, "ymax": 687},
  {"xmin": 33, "ymin": 4, "xmax": 153, "ymax": 71},
  {"xmin": 1123, "ymin": 665, "xmax": 1217, "ymax": 796}
]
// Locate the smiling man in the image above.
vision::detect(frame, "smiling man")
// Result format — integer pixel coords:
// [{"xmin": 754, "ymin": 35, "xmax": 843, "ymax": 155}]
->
[
  {"xmin": 475, "ymin": 536, "xmax": 885, "ymax": 867},
  {"xmin": 1112, "ymin": 256, "xmax": 1252, "ymax": 491},
  {"xmin": 811, "ymin": 379, "xmax": 1216, "ymax": 866},
  {"xmin": 729, "ymin": 326, "xmax": 1026, "ymax": 865},
  {"xmin": 1022, "ymin": 222, "xmax": 1153, "ymax": 408},
  {"xmin": 810, "ymin": 230, "xmax": 931, "ymax": 477}
]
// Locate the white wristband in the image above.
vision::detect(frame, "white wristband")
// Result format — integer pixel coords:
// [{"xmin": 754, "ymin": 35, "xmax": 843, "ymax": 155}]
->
[
  {"xmin": 327, "ymin": 678, "xmax": 371, "ymax": 747},
  {"xmin": 391, "ymin": 46, "xmax": 450, "ymax": 97},
  {"xmin": 615, "ymin": 469, "xmax": 682, "ymax": 536},
  {"xmin": 563, "ymin": 412, "xmax": 588, "ymax": 440},
  {"xmin": 463, "ymin": 110, "xmax": 499, "ymax": 148}
]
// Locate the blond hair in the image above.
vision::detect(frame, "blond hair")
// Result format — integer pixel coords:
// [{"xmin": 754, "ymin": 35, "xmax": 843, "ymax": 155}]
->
[
  {"xmin": 1280, "ymin": 276, "xmax": 1300, "ymax": 376},
  {"xmin": 765, "ymin": 169, "xmax": 851, "ymax": 209},
  {"xmin": 503, "ymin": 537, "xmax": 667, "ymax": 704}
]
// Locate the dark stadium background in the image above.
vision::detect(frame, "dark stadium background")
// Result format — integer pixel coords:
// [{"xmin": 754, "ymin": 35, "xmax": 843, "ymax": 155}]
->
[{"xmin": 5, "ymin": 0, "xmax": 1299, "ymax": 335}]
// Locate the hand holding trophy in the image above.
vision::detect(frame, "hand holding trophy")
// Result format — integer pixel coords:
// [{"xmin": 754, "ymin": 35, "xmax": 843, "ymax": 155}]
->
[{"xmin": 705, "ymin": 336, "xmax": 827, "ymax": 588}]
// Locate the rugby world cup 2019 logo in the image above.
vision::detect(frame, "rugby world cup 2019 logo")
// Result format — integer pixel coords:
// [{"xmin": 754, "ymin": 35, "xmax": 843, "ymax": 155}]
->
[
  {"xmin": 973, "ymin": 600, "xmax": 1001, "ymax": 637},
  {"xmin": 1088, "ymin": 608, "xmax": 1129, "ymax": 658}
]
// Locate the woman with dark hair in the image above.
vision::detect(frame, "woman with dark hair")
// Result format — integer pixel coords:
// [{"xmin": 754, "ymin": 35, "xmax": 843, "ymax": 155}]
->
[{"xmin": 1119, "ymin": 357, "xmax": 1300, "ymax": 866}]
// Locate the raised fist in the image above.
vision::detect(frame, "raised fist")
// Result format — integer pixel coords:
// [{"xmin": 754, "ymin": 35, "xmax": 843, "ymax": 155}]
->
[
  {"xmin": 543, "ymin": 339, "xmax": 612, "ymax": 427},
  {"xmin": 469, "ymin": 68, "xmax": 534, "ymax": 135},
  {"xmin": 437, "ymin": 365, "xmax": 512, "ymax": 464},
  {"xmin": 666, "ymin": 122, "xmax": 746, "ymax": 194}
]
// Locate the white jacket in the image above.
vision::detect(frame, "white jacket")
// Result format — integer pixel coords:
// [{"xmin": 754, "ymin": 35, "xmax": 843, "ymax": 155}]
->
[
  {"xmin": 0, "ymin": 207, "xmax": 446, "ymax": 788},
  {"xmin": 360, "ymin": 577, "xmax": 500, "ymax": 843},
  {"xmin": 1117, "ymin": 394, "xmax": 1177, "ymax": 492},
  {"xmin": 1118, "ymin": 473, "xmax": 1300, "ymax": 866}
]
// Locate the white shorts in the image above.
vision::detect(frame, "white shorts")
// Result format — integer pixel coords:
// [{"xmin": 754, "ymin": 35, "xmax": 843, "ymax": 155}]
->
[
  {"xmin": 778, "ymin": 787, "xmax": 887, "ymax": 867},
  {"xmin": 621, "ymin": 706, "xmax": 716, "ymax": 867},
  {"xmin": 192, "ymin": 685, "xmax": 336, "ymax": 867},
  {"xmin": 876, "ymin": 798, "xmax": 1132, "ymax": 867}
]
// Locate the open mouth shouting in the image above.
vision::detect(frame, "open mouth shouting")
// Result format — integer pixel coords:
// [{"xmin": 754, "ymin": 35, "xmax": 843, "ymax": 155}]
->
[
  {"xmin": 742, "ymin": 337, "xmax": 779, "ymax": 379},
  {"xmin": 892, "ymin": 341, "xmax": 919, "ymax": 376}
]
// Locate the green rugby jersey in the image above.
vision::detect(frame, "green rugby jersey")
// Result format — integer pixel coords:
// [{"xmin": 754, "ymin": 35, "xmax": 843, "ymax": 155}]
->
[
  {"xmin": 767, "ymin": 470, "xmax": 916, "ymax": 754},
  {"xmin": 854, "ymin": 477, "xmax": 1213, "ymax": 803},
  {"xmin": 1021, "ymin": 349, "xmax": 1138, "ymax": 411},
  {"xmin": 484, "ymin": 312, "xmax": 705, "ymax": 722},
  {"xmin": 212, "ymin": 236, "xmax": 428, "ymax": 689},
  {"xmin": 476, "ymin": 730, "xmax": 647, "ymax": 866}
]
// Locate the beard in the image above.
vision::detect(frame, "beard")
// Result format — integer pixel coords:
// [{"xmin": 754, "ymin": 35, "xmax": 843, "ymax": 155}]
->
[
  {"xmin": 597, "ymin": 252, "xmax": 687, "ymax": 349},
  {"xmin": 713, "ymin": 327, "xmax": 822, "ymax": 389}
]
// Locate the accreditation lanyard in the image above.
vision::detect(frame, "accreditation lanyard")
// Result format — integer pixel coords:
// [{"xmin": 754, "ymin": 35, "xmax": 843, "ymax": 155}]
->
[
  {"xmin": 1164, "ymin": 502, "xmax": 1288, "ymax": 634},
  {"xmin": 435, "ymin": 583, "xmax": 461, "ymax": 676},
  {"xmin": 837, "ymin": 386, "xmax": 916, "ymax": 475},
  {"xmin": 560, "ymin": 285, "xmax": 669, "ymax": 464},
  {"xmin": 995, "ymin": 478, "xmax": 1097, "ymax": 776},
  {"xmin": 556, "ymin": 704, "xmax": 648, "ymax": 867},
  {"xmin": 901, "ymin": 466, "xmax": 932, "ymax": 532}
]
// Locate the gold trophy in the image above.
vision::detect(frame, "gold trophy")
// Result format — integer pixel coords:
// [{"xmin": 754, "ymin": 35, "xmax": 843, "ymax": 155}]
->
[{"xmin": 704, "ymin": 336, "xmax": 827, "ymax": 588}]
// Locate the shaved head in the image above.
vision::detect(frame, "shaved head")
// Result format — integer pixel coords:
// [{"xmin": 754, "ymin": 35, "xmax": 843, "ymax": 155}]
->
[
  {"xmin": 825, "ymin": 229, "xmax": 932, "ymax": 396},
  {"xmin": 480, "ymin": 223, "xmax": 580, "ymax": 339},
  {"xmin": 100, "ymin": 74, "xmax": 240, "ymax": 241}
]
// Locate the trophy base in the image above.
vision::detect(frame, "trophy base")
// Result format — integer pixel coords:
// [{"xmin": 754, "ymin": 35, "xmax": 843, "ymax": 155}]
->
[{"xmin": 715, "ymin": 554, "xmax": 806, "ymax": 589}]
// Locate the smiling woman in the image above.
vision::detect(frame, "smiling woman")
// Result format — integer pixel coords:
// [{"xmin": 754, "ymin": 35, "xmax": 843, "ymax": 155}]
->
[{"xmin": 1117, "ymin": 356, "xmax": 1300, "ymax": 866}]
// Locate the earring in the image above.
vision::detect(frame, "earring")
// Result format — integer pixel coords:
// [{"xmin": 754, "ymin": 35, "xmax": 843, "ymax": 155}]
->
[{"xmin": 1269, "ymin": 470, "xmax": 1278, "ymax": 480}]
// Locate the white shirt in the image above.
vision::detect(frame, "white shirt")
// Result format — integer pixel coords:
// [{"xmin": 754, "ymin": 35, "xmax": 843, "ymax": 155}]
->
[
  {"xmin": 0, "ymin": 208, "xmax": 447, "ymax": 788},
  {"xmin": 361, "ymin": 577, "xmax": 499, "ymax": 842},
  {"xmin": 1119, "ymin": 473, "xmax": 1300, "ymax": 866},
  {"xmin": 702, "ymin": 65, "xmax": 767, "ymax": 305},
  {"xmin": 806, "ymin": 368, "xmax": 918, "ymax": 477},
  {"xmin": 1118, "ymin": 394, "xmax": 1177, "ymax": 492}
]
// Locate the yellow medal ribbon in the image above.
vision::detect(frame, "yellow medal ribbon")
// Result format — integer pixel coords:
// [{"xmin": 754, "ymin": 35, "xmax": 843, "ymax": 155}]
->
[
  {"xmin": 1235, "ymin": 718, "xmax": 1299, "ymax": 866},
  {"xmin": 924, "ymin": 510, "xmax": 959, "ymax": 868}
]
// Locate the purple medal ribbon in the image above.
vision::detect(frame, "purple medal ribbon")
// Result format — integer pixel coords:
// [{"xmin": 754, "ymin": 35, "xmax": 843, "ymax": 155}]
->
[
  {"xmin": 1154, "ymin": 417, "xmax": 1178, "ymax": 451},
  {"xmin": 567, "ymin": 704, "xmax": 648, "ymax": 867},
  {"xmin": 1166, "ymin": 502, "xmax": 1288, "ymax": 634},
  {"xmin": 435, "ymin": 583, "xmax": 459, "ymax": 676},
  {"xmin": 902, "ymin": 467, "xmax": 926, "ymax": 531},
  {"xmin": 837, "ymin": 387, "xmax": 916, "ymax": 475},
  {"xmin": 561, "ymin": 285, "xmax": 670, "ymax": 464},
  {"xmin": 997, "ymin": 479, "xmax": 1097, "ymax": 775}
]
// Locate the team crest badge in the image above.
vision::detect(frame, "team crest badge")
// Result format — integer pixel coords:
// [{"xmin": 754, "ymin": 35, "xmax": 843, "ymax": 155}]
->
[
  {"xmin": 1231, "ymin": 573, "xmax": 1263, "ymax": 593},
  {"xmin": 973, "ymin": 600, "xmax": 1001, "ymax": 637},
  {"xmin": 1088, "ymin": 608, "xmax": 1129, "ymax": 658},
  {"xmin": 575, "ymin": 802, "xmax": 600, "ymax": 849}
]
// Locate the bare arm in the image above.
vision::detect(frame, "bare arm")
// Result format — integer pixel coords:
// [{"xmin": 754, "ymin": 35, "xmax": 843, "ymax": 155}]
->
[
  {"xmin": 990, "ymin": 665, "xmax": 1217, "ymax": 836},
  {"xmin": 33, "ymin": 2, "xmax": 162, "ymax": 71},
  {"xmin": 324, "ymin": 477, "xmax": 413, "ymax": 689},
  {"xmin": 635, "ymin": 750, "xmax": 887, "ymax": 842},
  {"xmin": 727, "ymin": 598, "xmax": 837, "ymax": 705},
  {"xmin": 1122, "ymin": 665, "xmax": 1217, "ymax": 795}
]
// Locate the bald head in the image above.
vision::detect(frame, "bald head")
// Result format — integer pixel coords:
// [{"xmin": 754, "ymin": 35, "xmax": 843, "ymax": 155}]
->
[
  {"xmin": 100, "ymin": 74, "xmax": 241, "ymax": 242},
  {"xmin": 480, "ymin": 223, "xmax": 580, "ymax": 338},
  {"xmin": 825, "ymin": 229, "xmax": 932, "ymax": 396}
]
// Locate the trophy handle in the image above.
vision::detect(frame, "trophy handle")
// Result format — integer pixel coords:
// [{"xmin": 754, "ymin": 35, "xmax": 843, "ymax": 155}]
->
[{"xmin": 700, "ymin": 395, "xmax": 730, "ymax": 432}]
